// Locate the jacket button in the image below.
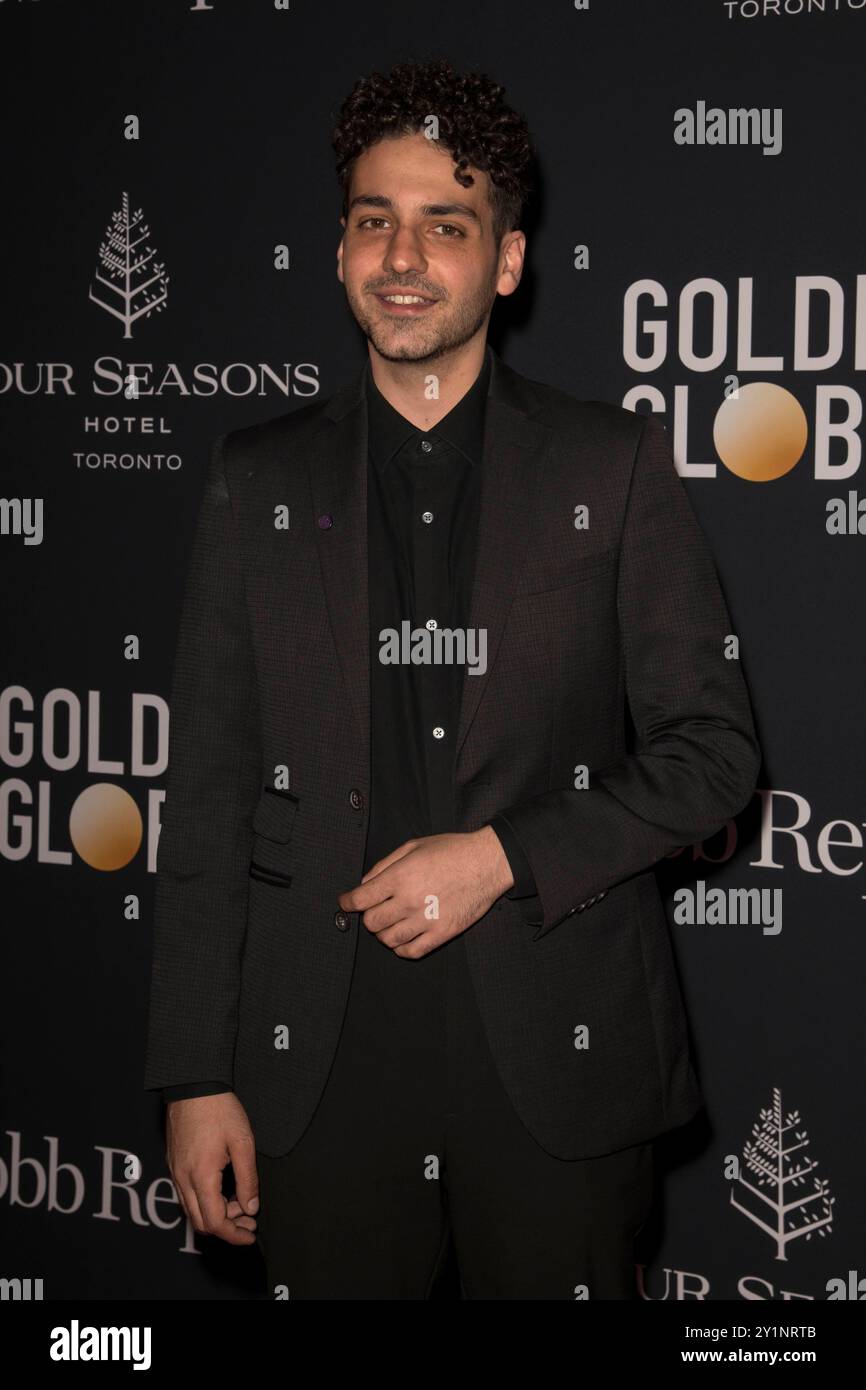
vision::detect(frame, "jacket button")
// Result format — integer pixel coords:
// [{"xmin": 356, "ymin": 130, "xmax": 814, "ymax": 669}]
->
[
  {"xmin": 334, "ymin": 910, "xmax": 351, "ymax": 931},
  {"xmin": 317, "ymin": 514, "xmax": 333, "ymax": 529},
  {"xmin": 349, "ymin": 788, "xmax": 364, "ymax": 810}
]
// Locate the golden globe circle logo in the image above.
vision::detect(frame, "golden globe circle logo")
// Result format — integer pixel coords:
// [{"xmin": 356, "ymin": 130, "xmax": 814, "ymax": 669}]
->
[
  {"xmin": 713, "ymin": 383, "xmax": 809, "ymax": 482},
  {"xmin": 68, "ymin": 783, "xmax": 143, "ymax": 871}
]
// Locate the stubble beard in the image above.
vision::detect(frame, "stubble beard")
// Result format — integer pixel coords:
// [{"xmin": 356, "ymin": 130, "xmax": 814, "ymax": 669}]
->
[{"xmin": 345, "ymin": 268, "xmax": 499, "ymax": 366}]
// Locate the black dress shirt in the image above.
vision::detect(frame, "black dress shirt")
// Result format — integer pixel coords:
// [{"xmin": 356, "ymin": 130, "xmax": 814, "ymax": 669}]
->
[{"xmin": 162, "ymin": 345, "xmax": 536, "ymax": 1103}]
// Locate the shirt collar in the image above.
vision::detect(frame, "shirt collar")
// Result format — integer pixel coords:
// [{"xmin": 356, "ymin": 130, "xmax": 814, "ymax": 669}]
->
[{"xmin": 366, "ymin": 343, "xmax": 492, "ymax": 475}]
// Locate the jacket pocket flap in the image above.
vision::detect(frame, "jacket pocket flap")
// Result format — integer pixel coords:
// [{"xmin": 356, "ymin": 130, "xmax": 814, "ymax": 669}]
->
[
  {"xmin": 252, "ymin": 788, "xmax": 299, "ymax": 842},
  {"xmin": 513, "ymin": 545, "xmax": 616, "ymax": 598}
]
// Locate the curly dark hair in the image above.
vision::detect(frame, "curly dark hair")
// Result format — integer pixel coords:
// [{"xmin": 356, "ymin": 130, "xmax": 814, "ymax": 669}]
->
[{"xmin": 332, "ymin": 57, "xmax": 535, "ymax": 245}]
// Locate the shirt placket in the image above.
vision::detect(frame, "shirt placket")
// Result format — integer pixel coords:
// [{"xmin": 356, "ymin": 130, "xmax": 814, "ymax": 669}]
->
[{"xmin": 412, "ymin": 436, "xmax": 460, "ymax": 837}]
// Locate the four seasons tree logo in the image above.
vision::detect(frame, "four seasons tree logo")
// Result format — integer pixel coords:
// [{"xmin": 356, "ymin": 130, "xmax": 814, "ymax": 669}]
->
[
  {"xmin": 730, "ymin": 1086, "xmax": 835, "ymax": 1260},
  {"xmin": 88, "ymin": 191, "xmax": 170, "ymax": 339}
]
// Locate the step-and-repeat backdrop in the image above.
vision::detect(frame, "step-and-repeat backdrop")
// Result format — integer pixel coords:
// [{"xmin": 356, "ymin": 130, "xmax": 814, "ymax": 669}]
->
[{"xmin": 2, "ymin": 0, "xmax": 864, "ymax": 1301}]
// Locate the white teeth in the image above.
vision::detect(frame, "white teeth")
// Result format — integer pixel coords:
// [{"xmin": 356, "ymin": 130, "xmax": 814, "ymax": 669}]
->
[{"xmin": 382, "ymin": 294, "xmax": 430, "ymax": 304}]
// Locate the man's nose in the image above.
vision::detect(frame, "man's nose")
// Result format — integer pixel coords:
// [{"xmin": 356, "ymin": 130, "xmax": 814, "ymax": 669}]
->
[{"xmin": 382, "ymin": 226, "xmax": 428, "ymax": 275}]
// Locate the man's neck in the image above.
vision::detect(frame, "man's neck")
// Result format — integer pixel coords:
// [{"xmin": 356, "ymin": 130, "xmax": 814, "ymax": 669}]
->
[{"xmin": 367, "ymin": 339, "xmax": 488, "ymax": 429}]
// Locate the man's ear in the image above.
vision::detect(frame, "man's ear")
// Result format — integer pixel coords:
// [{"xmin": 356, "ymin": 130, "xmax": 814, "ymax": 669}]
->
[
  {"xmin": 496, "ymin": 230, "xmax": 526, "ymax": 299},
  {"xmin": 336, "ymin": 220, "xmax": 345, "ymax": 283}
]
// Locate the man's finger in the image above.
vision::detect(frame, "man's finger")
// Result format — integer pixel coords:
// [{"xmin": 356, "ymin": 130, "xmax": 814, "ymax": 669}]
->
[
  {"xmin": 376, "ymin": 917, "xmax": 427, "ymax": 950},
  {"xmin": 363, "ymin": 898, "xmax": 410, "ymax": 934},
  {"xmin": 226, "ymin": 1198, "xmax": 258, "ymax": 1231},
  {"xmin": 340, "ymin": 873, "xmax": 396, "ymax": 913},
  {"xmin": 229, "ymin": 1133, "xmax": 260, "ymax": 1217},
  {"xmin": 392, "ymin": 930, "xmax": 439, "ymax": 959},
  {"xmin": 174, "ymin": 1173, "xmax": 205, "ymax": 1234},
  {"xmin": 191, "ymin": 1168, "xmax": 256, "ymax": 1246}
]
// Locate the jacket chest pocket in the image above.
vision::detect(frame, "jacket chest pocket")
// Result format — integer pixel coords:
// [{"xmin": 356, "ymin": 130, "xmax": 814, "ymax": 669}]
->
[
  {"xmin": 512, "ymin": 544, "xmax": 616, "ymax": 599},
  {"xmin": 249, "ymin": 788, "xmax": 298, "ymax": 886}
]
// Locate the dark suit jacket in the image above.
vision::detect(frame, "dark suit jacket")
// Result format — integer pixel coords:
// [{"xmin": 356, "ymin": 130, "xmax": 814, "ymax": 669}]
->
[{"xmin": 143, "ymin": 346, "xmax": 761, "ymax": 1160}]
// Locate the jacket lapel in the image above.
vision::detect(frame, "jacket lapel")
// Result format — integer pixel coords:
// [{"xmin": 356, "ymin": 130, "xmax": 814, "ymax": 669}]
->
[
  {"xmin": 306, "ymin": 347, "xmax": 550, "ymax": 774},
  {"xmin": 308, "ymin": 370, "xmax": 371, "ymax": 751},
  {"xmin": 454, "ymin": 362, "xmax": 548, "ymax": 768}
]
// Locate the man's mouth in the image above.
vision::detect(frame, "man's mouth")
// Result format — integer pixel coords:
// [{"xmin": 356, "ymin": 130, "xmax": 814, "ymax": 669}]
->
[{"xmin": 373, "ymin": 292, "xmax": 440, "ymax": 315}]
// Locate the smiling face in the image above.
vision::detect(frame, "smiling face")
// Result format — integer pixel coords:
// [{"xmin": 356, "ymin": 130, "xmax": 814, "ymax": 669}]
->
[{"xmin": 337, "ymin": 130, "xmax": 523, "ymax": 365}]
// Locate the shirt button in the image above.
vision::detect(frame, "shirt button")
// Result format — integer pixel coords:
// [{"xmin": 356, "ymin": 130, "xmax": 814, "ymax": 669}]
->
[
  {"xmin": 425, "ymin": 618, "xmax": 437, "ymax": 630},
  {"xmin": 334, "ymin": 911, "xmax": 351, "ymax": 931},
  {"xmin": 421, "ymin": 511, "xmax": 434, "ymax": 524},
  {"xmin": 349, "ymin": 788, "xmax": 364, "ymax": 810},
  {"xmin": 433, "ymin": 726, "xmax": 445, "ymax": 739},
  {"xmin": 420, "ymin": 439, "xmax": 433, "ymax": 453}
]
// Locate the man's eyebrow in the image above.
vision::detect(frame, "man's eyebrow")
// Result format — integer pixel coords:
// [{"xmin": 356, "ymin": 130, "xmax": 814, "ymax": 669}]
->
[{"xmin": 348, "ymin": 194, "xmax": 481, "ymax": 223}]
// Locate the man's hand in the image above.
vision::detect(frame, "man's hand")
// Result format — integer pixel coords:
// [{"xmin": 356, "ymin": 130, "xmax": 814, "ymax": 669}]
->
[
  {"xmin": 338, "ymin": 827, "xmax": 513, "ymax": 959},
  {"xmin": 166, "ymin": 1091, "xmax": 259, "ymax": 1245}
]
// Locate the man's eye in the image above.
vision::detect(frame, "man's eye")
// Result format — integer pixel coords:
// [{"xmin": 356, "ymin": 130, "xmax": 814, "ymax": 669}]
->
[{"xmin": 356, "ymin": 218, "xmax": 464, "ymax": 237}]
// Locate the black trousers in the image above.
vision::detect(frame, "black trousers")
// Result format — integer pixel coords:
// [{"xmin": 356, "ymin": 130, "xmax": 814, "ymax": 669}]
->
[{"xmin": 255, "ymin": 916, "xmax": 654, "ymax": 1300}]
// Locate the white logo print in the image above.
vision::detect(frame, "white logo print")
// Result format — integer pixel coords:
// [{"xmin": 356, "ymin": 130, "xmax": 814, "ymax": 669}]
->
[
  {"xmin": 730, "ymin": 1087, "xmax": 834, "ymax": 1259},
  {"xmin": 88, "ymin": 192, "xmax": 170, "ymax": 339},
  {"xmin": 50, "ymin": 1321, "xmax": 151, "ymax": 1370}
]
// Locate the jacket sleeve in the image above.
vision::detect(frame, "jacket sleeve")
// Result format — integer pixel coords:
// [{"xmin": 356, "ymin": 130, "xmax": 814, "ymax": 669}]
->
[
  {"xmin": 143, "ymin": 433, "xmax": 262, "ymax": 1089},
  {"xmin": 161, "ymin": 1081, "xmax": 233, "ymax": 1103},
  {"xmin": 486, "ymin": 813, "xmax": 539, "ymax": 899},
  {"xmin": 495, "ymin": 414, "xmax": 761, "ymax": 941}
]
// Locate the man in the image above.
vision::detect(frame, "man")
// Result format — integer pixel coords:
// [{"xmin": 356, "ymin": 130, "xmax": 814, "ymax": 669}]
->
[{"xmin": 144, "ymin": 58, "xmax": 761, "ymax": 1300}]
